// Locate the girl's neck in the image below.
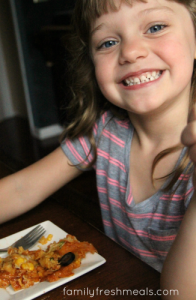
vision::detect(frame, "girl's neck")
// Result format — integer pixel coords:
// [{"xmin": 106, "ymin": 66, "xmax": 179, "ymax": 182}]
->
[{"xmin": 128, "ymin": 100, "xmax": 189, "ymax": 153}]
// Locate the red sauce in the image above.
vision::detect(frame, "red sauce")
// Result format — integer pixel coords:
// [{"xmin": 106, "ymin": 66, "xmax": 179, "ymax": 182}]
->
[{"xmin": 0, "ymin": 235, "xmax": 97, "ymax": 290}]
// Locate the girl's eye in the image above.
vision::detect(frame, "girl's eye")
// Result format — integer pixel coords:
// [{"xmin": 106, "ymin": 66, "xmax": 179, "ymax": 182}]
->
[
  {"xmin": 98, "ymin": 40, "xmax": 118, "ymax": 49},
  {"xmin": 147, "ymin": 24, "xmax": 166, "ymax": 34}
]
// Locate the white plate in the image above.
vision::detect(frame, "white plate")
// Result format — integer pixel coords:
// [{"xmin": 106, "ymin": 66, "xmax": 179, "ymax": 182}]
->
[{"xmin": 0, "ymin": 221, "xmax": 106, "ymax": 300}]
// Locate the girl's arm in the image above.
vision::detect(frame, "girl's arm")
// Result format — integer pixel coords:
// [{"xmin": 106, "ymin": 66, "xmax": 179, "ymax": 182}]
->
[
  {"xmin": 0, "ymin": 147, "xmax": 82, "ymax": 224},
  {"xmin": 160, "ymin": 105, "xmax": 196, "ymax": 299}
]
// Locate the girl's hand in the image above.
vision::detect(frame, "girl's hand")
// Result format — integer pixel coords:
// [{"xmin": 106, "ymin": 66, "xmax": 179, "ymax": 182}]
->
[{"xmin": 181, "ymin": 104, "xmax": 196, "ymax": 188}]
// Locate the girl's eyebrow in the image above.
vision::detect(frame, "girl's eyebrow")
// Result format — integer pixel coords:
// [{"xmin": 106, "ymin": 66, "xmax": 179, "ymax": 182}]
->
[
  {"xmin": 91, "ymin": 24, "xmax": 106, "ymax": 38},
  {"xmin": 139, "ymin": 6, "xmax": 174, "ymax": 16}
]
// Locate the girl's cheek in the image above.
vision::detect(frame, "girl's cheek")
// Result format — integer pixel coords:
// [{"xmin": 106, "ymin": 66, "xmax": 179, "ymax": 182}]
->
[
  {"xmin": 94, "ymin": 62, "xmax": 107, "ymax": 83},
  {"xmin": 156, "ymin": 37, "xmax": 191, "ymax": 67}
]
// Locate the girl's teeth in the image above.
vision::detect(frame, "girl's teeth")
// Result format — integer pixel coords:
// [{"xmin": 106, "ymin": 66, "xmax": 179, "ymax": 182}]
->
[
  {"xmin": 140, "ymin": 75, "xmax": 146, "ymax": 82},
  {"xmin": 124, "ymin": 71, "xmax": 162, "ymax": 86},
  {"xmin": 134, "ymin": 78, "xmax": 140, "ymax": 84},
  {"xmin": 146, "ymin": 73, "xmax": 151, "ymax": 79}
]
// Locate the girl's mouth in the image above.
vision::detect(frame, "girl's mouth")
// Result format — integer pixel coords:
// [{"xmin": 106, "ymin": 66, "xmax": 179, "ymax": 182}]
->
[{"xmin": 122, "ymin": 70, "xmax": 163, "ymax": 86}]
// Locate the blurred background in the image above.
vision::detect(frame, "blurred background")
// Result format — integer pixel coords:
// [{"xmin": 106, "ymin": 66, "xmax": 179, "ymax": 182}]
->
[
  {"xmin": 0, "ymin": 0, "xmax": 76, "ymax": 141},
  {"xmin": 0, "ymin": 0, "xmax": 78, "ymax": 166}
]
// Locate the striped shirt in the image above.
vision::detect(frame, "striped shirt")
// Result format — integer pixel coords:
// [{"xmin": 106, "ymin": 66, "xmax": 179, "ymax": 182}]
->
[{"xmin": 61, "ymin": 110, "xmax": 194, "ymax": 272}]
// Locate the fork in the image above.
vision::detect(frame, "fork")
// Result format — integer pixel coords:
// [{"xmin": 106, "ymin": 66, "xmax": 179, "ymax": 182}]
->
[{"xmin": 0, "ymin": 225, "xmax": 46, "ymax": 252}]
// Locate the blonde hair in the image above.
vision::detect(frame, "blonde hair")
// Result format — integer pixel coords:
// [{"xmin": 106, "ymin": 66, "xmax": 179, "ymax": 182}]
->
[{"xmin": 62, "ymin": 0, "xmax": 196, "ymax": 189}]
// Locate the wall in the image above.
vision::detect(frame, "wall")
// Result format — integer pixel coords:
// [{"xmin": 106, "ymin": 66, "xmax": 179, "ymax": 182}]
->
[{"xmin": 0, "ymin": 0, "xmax": 27, "ymax": 122}]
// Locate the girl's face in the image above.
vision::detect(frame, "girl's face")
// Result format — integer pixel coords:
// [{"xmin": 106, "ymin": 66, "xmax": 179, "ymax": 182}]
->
[{"xmin": 90, "ymin": 0, "xmax": 196, "ymax": 117}]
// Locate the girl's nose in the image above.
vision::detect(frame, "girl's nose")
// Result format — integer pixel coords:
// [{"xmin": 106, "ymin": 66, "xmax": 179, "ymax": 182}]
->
[{"xmin": 119, "ymin": 38, "xmax": 149, "ymax": 65}]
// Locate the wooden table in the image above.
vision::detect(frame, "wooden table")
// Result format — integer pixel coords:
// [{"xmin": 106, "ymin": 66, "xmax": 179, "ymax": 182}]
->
[{"xmin": 0, "ymin": 117, "xmax": 161, "ymax": 299}]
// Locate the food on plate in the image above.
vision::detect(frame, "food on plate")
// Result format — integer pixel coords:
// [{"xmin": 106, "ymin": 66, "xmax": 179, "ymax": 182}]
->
[
  {"xmin": 0, "ymin": 234, "xmax": 97, "ymax": 291},
  {"xmin": 38, "ymin": 234, "xmax": 53, "ymax": 245}
]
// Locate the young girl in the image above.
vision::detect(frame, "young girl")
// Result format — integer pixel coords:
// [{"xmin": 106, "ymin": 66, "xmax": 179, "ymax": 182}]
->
[{"xmin": 0, "ymin": 0, "xmax": 196, "ymax": 297}]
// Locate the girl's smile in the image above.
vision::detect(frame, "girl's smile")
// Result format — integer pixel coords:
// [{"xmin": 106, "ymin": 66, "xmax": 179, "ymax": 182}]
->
[
  {"xmin": 120, "ymin": 69, "xmax": 163, "ymax": 90},
  {"xmin": 91, "ymin": 0, "xmax": 196, "ymax": 116}
]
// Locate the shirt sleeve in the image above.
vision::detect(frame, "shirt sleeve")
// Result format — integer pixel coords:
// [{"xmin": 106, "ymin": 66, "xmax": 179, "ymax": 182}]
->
[
  {"xmin": 61, "ymin": 135, "xmax": 95, "ymax": 171},
  {"xmin": 61, "ymin": 111, "xmax": 113, "ymax": 171}
]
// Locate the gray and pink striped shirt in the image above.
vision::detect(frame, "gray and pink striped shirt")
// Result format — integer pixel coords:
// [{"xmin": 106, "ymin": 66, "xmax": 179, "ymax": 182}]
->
[{"xmin": 61, "ymin": 110, "xmax": 194, "ymax": 272}]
